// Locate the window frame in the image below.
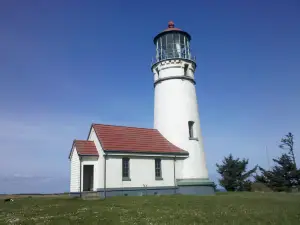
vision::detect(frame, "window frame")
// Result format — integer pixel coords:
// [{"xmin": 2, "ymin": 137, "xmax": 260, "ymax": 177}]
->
[
  {"xmin": 122, "ymin": 157, "xmax": 131, "ymax": 181},
  {"xmin": 188, "ymin": 121, "xmax": 198, "ymax": 141},
  {"xmin": 184, "ymin": 64, "xmax": 189, "ymax": 76},
  {"xmin": 155, "ymin": 158, "xmax": 163, "ymax": 180}
]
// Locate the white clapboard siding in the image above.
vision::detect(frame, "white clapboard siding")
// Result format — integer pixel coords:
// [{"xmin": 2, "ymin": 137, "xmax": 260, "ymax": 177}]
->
[{"xmin": 70, "ymin": 147, "xmax": 80, "ymax": 192}]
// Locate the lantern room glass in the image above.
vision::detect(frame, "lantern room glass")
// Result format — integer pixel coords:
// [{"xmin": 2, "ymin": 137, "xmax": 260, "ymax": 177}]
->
[{"xmin": 155, "ymin": 32, "xmax": 192, "ymax": 62}]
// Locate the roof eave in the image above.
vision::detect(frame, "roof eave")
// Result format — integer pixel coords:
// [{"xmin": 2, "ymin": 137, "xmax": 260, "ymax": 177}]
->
[
  {"xmin": 68, "ymin": 139, "xmax": 77, "ymax": 160},
  {"xmin": 104, "ymin": 149, "xmax": 189, "ymax": 156},
  {"xmin": 78, "ymin": 153, "xmax": 99, "ymax": 157},
  {"xmin": 86, "ymin": 123, "xmax": 95, "ymax": 140}
]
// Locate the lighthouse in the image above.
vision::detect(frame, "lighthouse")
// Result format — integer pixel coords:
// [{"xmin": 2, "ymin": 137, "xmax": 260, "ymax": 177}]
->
[
  {"xmin": 69, "ymin": 21, "xmax": 215, "ymax": 197},
  {"xmin": 152, "ymin": 21, "xmax": 213, "ymax": 191}
]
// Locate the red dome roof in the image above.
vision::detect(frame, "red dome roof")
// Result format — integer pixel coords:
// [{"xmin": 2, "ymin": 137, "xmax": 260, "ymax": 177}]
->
[
  {"xmin": 153, "ymin": 21, "xmax": 191, "ymax": 43},
  {"xmin": 163, "ymin": 21, "xmax": 183, "ymax": 32}
]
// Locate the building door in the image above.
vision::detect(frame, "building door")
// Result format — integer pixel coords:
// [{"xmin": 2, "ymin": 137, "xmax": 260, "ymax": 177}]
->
[{"xmin": 83, "ymin": 165, "xmax": 94, "ymax": 191}]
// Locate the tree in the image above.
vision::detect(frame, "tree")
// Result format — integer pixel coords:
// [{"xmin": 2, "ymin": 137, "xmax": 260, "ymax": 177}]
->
[
  {"xmin": 279, "ymin": 132, "xmax": 297, "ymax": 168},
  {"xmin": 256, "ymin": 153, "xmax": 298, "ymax": 191},
  {"xmin": 255, "ymin": 133, "xmax": 299, "ymax": 192},
  {"xmin": 216, "ymin": 154, "xmax": 257, "ymax": 191}
]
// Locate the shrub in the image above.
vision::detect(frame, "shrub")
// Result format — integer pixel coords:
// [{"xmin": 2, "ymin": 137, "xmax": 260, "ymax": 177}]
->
[{"xmin": 251, "ymin": 182, "xmax": 272, "ymax": 192}]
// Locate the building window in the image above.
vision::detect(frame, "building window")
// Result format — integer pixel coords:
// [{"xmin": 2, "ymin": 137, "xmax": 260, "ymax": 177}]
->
[
  {"xmin": 156, "ymin": 68, "xmax": 160, "ymax": 78},
  {"xmin": 184, "ymin": 64, "xmax": 189, "ymax": 76},
  {"xmin": 188, "ymin": 121, "xmax": 198, "ymax": 140},
  {"xmin": 155, "ymin": 159, "xmax": 162, "ymax": 180},
  {"xmin": 122, "ymin": 158, "xmax": 130, "ymax": 181},
  {"xmin": 188, "ymin": 121, "xmax": 195, "ymax": 138}
]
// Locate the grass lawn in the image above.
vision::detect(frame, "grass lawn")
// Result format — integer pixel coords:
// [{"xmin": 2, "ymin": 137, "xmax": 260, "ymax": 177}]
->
[{"xmin": 1, "ymin": 192, "xmax": 300, "ymax": 225}]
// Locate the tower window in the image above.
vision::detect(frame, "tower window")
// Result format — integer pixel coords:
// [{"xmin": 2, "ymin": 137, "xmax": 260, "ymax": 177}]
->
[
  {"xmin": 155, "ymin": 158, "xmax": 162, "ymax": 180},
  {"xmin": 184, "ymin": 64, "xmax": 189, "ymax": 76},
  {"xmin": 155, "ymin": 68, "xmax": 160, "ymax": 78},
  {"xmin": 188, "ymin": 121, "xmax": 195, "ymax": 138},
  {"xmin": 122, "ymin": 158, "xmax": 130, "ymax": 181}
]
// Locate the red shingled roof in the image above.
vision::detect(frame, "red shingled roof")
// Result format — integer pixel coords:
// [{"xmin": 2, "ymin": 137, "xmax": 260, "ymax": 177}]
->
[
  {"xmin": 92, "ymin": 124, "xmax": 188, "ymax": 155},
  {"xmin": 71, "ymin": 140, "xmax": 99, "ymax": 158}
]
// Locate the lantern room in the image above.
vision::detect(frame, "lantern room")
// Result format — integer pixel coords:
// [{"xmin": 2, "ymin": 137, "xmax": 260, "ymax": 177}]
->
[{"xmin": 153, "ymin": 21, "xmax": 195, "ymax": 64}]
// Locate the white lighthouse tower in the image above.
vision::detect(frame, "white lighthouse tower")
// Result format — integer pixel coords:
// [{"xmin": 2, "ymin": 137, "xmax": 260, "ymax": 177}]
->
[{"xmin": 152, "ymin": 21, "xmax": 214, "ymax": 193}]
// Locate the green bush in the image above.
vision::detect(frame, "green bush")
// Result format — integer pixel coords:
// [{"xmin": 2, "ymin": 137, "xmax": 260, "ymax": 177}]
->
[{"xmin": 251, "ymin": 182, "xmax": 272, "ymax": 192}]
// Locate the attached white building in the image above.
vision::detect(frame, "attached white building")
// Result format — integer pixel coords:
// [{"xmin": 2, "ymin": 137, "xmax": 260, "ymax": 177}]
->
[{"xmin": 69, "ymin": 21, "xmax": 215, "ymax": 197}]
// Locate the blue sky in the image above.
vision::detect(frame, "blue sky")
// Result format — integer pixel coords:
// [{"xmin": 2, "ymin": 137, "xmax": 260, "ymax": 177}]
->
[{"xmin": 0, "ymin": 0, "xmax": 299, "ymax": 193}]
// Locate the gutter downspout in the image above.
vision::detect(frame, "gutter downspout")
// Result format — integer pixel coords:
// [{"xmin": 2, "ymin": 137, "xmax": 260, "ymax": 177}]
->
[
  {"xmin": 173, "ymin": 156, "xmax": 176, "ymax": 194},
  {"xmin": 104, "ymin": 154, "xmax": 107, "ymax": 199},
  {"xmin": 79, "ymin": 156, "xmax": 82, "ymax": 198}
]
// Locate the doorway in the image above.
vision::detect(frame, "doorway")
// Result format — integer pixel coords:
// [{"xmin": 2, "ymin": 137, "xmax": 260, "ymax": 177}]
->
[{"xmin": 83, "ymin": 165, "xmax": 94, "ymax": 191}]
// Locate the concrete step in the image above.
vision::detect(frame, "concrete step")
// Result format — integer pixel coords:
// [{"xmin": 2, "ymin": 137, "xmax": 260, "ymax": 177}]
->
[
  {"xmin": 81, "ymin": 191, "xmax": 100, "ymax": 200},
  {"xmin": 82, "ymin": 196, "xmax": 100, "ymax": 200}
]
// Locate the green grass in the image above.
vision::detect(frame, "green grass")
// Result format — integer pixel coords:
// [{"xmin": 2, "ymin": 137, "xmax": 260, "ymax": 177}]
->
[{"xmin": 1, "ymin": 192, "xmax": 300, "ymax": 225}]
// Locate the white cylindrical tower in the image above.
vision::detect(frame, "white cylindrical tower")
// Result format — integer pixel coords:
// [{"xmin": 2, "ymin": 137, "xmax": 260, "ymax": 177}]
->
[{"xmin": 152, "ymin": 21, "xmax": 209, "ymax": 181}]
